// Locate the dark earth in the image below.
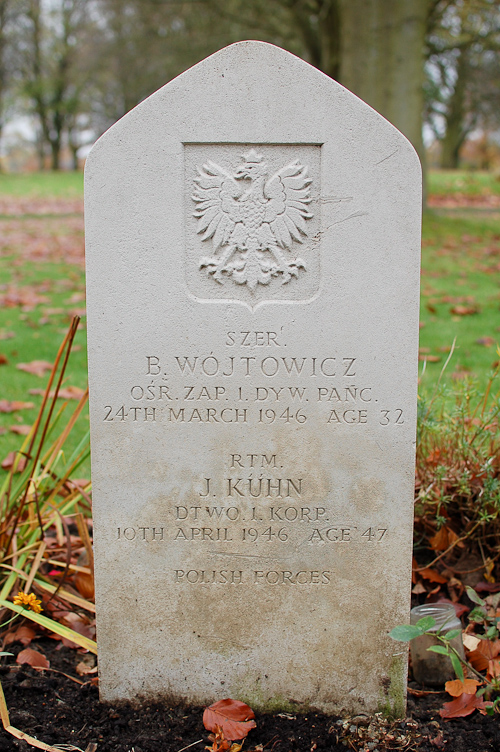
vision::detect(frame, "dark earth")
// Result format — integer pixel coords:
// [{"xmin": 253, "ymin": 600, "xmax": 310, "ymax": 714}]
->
[{"xmin": 0, "ymin": 638, "xmax": 498, "ymax": 752}]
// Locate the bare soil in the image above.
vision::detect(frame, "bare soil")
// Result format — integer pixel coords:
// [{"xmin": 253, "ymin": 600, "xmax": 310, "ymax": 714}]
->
[{"xmin": 0, "ymin": 638, "xmax": 499, "ymax": 752}]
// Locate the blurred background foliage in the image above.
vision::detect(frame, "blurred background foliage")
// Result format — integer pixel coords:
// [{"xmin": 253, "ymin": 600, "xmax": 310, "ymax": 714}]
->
[{"xmin": 0, "ymin": 0, "xmax": 499, "ymax": 177}]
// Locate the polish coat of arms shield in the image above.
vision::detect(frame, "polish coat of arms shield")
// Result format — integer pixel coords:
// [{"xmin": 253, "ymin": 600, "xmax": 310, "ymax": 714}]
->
[{"xmin": 184, "ymin": 144, "xmax": 321, "ymax": 310}]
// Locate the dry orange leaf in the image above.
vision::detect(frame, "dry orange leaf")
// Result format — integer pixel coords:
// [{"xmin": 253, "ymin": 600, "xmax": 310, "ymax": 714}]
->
[
  {"xmin": 1, "ymin": 452, "xmax": 27, "ymax": 472},
  {"xmin": 472, "ymin": 638, "xmax": 500, "ymax": 662},
  {"xmin": 0, "ymin": 400, "xmax": 35, "ymax": 413},
  {"xmin": 419, "ymin": 567, "xmax": 448, "ymax": 584},
  {"xmin": 488, "ymin": 659, "xmax": 500, "ymax": 680},
  {"xmin": 76, "ymin": 661, "xmax": 98, "ymax": 676},
  {"xmin": 419, "ymin": 354, "xmax": 441, "ymax": 363},
  {"xmin": 57, "ymin": 386, "xmax": 86, "ymax": 400},
  {"xmin": 445, "ymin": 678, "xmax": 481, "ymax": 697},
  {"xmin": 16, "ymin": 648, "xmax": 50, "ymax": 670},
  {"xmin": 16, "ymin": 360, "xmax": 53, "ymax": 377},
  {"xmin": 439, "ymin": 692, "xmax": 490, "ymax": 719},
  {"xmin": 468, "ymin": 649, "xmax": 489, "ymax": 672},
  {"xmin": 28, "ymin": 386, "xmax": 85, "ymax": 400},
  {"xmin": 450, "ymin": 305, "xmax": 479, "ymax": 316},
  {"xmin": 206, "ymin": 725, "xmax": 231, "ymax": 752},
  {"xmin": 4, "ymin": 625, "xmax": 36, "ymax": 647},
  {"xmin": 74, "ymin": 570, "xmax": 95, "ymax": 600},
  {"xmin": 9, "ymin": 425, "xmax": 31, "ymax": 435},
  {"xmin": 203, "ymin": 699, "xmax": 256, "ymax": 742},
  {"xmin": 429, "ymin": 526, "xmax": 459, "ymax": 552}
]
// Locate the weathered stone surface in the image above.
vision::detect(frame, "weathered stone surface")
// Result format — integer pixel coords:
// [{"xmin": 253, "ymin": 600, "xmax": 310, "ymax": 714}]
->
[{"xmin": 85, "ymin": 41, "xmax": 421, "ymax": 715}]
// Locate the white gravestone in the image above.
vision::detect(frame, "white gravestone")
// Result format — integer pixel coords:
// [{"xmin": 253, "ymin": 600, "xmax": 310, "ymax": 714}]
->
[{"xmin": 85, "ymin": 41, "xmax": 421, "ymax": 716}]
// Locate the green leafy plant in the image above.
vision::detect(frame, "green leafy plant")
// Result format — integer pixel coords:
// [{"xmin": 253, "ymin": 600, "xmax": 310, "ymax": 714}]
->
[
  {"xmin": 391, "ymin": 587, "xmax": 500, "ymax": 718},
  {"xmin": 414, "ymin": 361, "xmax": 500, "ymax": 582}
]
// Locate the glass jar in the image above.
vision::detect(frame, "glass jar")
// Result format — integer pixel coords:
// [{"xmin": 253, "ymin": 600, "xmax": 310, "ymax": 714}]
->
[{"xmin": 410, "ymin": 603, "xmax": 465, "ymax": 687}]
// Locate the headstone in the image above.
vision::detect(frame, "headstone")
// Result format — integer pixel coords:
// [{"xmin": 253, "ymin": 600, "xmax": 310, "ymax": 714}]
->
[{"xmin": 85, "ymin": 41, "xmax": 421, "ymax": 716}]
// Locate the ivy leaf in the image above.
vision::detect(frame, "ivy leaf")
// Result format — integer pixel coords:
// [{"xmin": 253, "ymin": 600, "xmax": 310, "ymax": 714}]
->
[
  {"xmin": 469, "ymin": 607, "xmax": 486, "ymax": 623},
  {"xmin": 416, "ymin": 616, "xmax": 436, "ymax": 632},
  {"xmin": 389, "ymin": 625, "xmax": 424, "ymax": 642},
  {"xmin": 450, "ymin": 652, "xmax": 464, "ymax": 682},
  {"xmin": 443, "ymin": 629, "xmax": 462, "ymax": 641},
  {"xmin": 427, "ymin": 645, "xmax": 450, "ymax": 655},
  {"xmin": 466, "ymin": 587, "xmax": 486, "ymax": 607}
]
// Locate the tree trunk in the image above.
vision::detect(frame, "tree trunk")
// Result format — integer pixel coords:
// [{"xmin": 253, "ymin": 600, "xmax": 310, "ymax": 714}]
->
[
  {"xmin": 50, "ymin": 138, "xmax": 60, "ymax": 170},
  {"xmin": 36, "ymin": 134, "xmax": 45, "ymax": 171},
  {"xmin": 69, "ymin": 142, "xmax": 79, "ymax": 170},
  {"xmin": 339, "ymin": 0, "xmax": 428, "ymax": 170},
  {"xmin": 439, "ymin": 49, "xmax": 468, "ymax": 169},
  {"xmin": 291, "ymin": 0, "xmax": 341, "ymax": 80}
]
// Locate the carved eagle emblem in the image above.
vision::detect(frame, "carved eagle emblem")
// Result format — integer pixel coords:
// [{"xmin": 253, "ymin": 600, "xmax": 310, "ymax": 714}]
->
[{"xmin": 192, "ymin": 150, "xmax": 313, "ymax": 291}]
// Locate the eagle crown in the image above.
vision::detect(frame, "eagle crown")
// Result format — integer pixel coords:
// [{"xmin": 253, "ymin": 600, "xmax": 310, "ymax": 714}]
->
[{"xmin": 235, "ymin": 150, "xmax": 268, "ymax": 181}]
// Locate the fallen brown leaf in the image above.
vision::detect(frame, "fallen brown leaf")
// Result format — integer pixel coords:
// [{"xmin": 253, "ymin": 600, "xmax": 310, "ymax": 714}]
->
[
  {"xmin": 3, "ymin": 625, "xmax": 36, "ymax": 647},
  {"xmin": 439, "ymin": 692, "xmax": 490, "ymax": 719},
  {"xmin": 0, "ymin": 354, "xmax": 8, "ymax": 365},
  {"xmin": 450, "ymin": 305, "xmax": 479, "ymax": 316},
  {"xmin": 74, "ymin": 570, "xmax": 95, "ymax": 600},
  {"xmin": 463, "ymin": 634, "xmax": 481, "ymax": 652},
  {"xmin": 445, "ymin": 678, "xmax": 481, "ymax": 697},
  {"xmin": 419, "ymin": 354, "xmax": 441, "ymax": 363},
  {"xmin": 1, "ymin": 452, "xmax": 27, "ymax": 472},
  {"xmin": 206, "ymin": 726, "xmax": 231, "ymax": 752},
  {"xmin": 9, "ymin": 425, "xmax": 31, "ymax": 435},
  {"xmin": 16, "ymin": 648, "xmax": 50, "ymax": 670},
  {"xmin": 57, "ymin": 386, "xmax": 85, "ymax": 400},
  {"xmin": 0, "ymin": 400, "xmax": 35, "ymax": 413},
  {"xmin": 203, "ymin": 699, "xmax": 256, "ymax": 742},
  {"xmin": 60, "ymin": 613, "xmax": 95, "ymax": 648},
  {"xmin": 468, "ymin": 638, "xmax": 500, "ymax": 673},
  {"xmin": 487, "ymin": 659, "xmax": 500, "ymax": 681},
  {"xmin": 76, "ymin": 661, "xmax": 98, "ymax": 676},
  {"xmin": 29, "ymin": 386, "xmax": 85, "ymax": 400},
  {"xmin": 430, "ymin": 526, "xmax": 459, "ymax": 552},
  {"xmin": 429, "ymin": 732, "xmax": 446, "ymax": 749},
  {"xmin": 419, "ymin": 567, "xmax": 448, "ymax": 584},
  {"xmin": 16, "ymin": 360, "xmax": 53, "ymax": 377}
]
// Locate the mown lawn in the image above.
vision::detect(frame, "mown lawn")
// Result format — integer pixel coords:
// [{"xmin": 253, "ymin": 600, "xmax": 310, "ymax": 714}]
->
[
  {"xmin": 428, "ymin": 169, "xmax": 500, "ymax": 197},
  {"xmin": 0, "ymin": 169, "xmax": 499, "ymax": 477},
  {"xmin": 0, "ymin": 171, "xmax": 84, "ymax": 199},
  {"xmin": 0, "ymin": 174, "xmax": 88, "ymax": 475},
  {"xmin": 418, "ymin": 210, "xmax": 500, "ymax": 392}
]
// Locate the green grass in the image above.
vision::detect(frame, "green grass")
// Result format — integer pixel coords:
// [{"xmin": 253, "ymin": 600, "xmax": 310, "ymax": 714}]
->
[
  {"xmin": 0, "ymin": 171, "xmax": 83, "ymax": 198},
  {"xmin": 428, "ymin": 169, "xmax": 500, "ymax": 197},
  {"xmin": 0, "ymin": 180, "xmax": 87, "ymax": 478},
  {"xmin": 0, "ymin": 169, "xmax": 499, "ymax": 478},
  {"xmin": 418, "ymin": 210, "xmax": 500, "ymax": 393}
]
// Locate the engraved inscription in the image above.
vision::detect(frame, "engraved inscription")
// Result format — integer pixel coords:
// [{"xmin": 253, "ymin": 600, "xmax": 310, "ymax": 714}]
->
[
  {"xmin": 101, "ymin": 351, "xmax": 410, "ymax": 428},
  {"xmin": 193, "ymin": 150, "xmax": 313, "ymax": 291},
  {"xmin": 171, "ymin": 570, "xmax": 332, "ymax": 585}
]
